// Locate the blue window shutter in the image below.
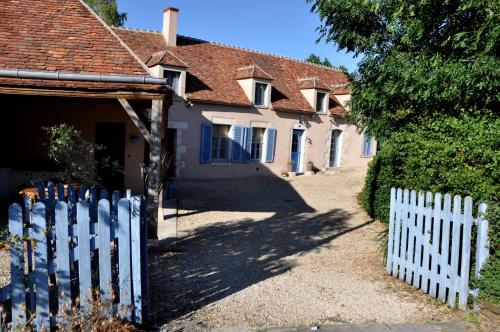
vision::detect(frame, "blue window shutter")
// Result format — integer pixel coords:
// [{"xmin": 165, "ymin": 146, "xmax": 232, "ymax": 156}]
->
[
  {"xmin": 265, "ymin": 128, "xmax": 277, "ymax": 162},
  {"xmin": 200, "ymin": 123, "xmax": 213, "ymax": 164},
  {"xmin": 231, "ymin": 125, "xmax": 244, "ymax": 162},
  {"xmin": 243, "ymin": 127, "xmax": 253, "ymax": 162}
]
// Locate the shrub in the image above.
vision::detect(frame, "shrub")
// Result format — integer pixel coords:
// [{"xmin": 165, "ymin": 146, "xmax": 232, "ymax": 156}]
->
[{"xmin": 45, "ymin": 124, "xmax": 122, "ymax": 187}]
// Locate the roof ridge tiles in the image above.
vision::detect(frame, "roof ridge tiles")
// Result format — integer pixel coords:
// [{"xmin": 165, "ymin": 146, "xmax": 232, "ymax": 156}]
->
[{"xmin": 113, "ymin": 27, "xmax": 344, "ymax": 73}]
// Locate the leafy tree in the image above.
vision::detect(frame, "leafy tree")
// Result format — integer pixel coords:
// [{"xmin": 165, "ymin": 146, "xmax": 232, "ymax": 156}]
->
[
  {"xmin": 308, "ymin": 0, "xmax": 499, "ymax": 138},
  {"xmin": 322, "ymin": 57, "xmax": 333, "ymax": 67},
  {"xmin": 85, "ymin": 0, "xmax": 127, "ymax": 27},
  {"xmin": 305, "ymin": 53, "xmax": 335, "ymax": 67},
  {"xmin": 305, "ymin": 53, "xmax": 322, "ymax": 65},
  {"xmin": 308, "ymin": 0, "xmax": 500, "ymax": 303}
]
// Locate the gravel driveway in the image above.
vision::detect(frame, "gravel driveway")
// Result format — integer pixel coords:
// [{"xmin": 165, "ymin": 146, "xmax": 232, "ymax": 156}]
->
[{"xmin": 150, "ymin": 169, "xmax": 459, "ymax": 331}]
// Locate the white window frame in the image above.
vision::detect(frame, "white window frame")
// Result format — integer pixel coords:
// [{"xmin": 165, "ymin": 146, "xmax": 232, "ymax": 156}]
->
[
  {"xmin": 253, "ymin": 80, "xmax": 271, "ymax": 108},
  {"xmin": 315, "ymin": 91, "xmax": 328, "ymax": 114},
  {"xmin": 211, "ymin": 124, "xmax": 231, "ymax": 162},
  {"xmin": 250, "ymin": 127, "xmax": 266, "ymax": 162},
  {"xmin": 163, "ymin": 68, "xmax": 182, "ymax": 95}
]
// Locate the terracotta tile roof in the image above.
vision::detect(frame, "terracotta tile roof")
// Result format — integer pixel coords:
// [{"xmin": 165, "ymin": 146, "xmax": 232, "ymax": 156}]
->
[
  {"xmin": 113, "ymin": 28, "xmax": 350, "ymax": 114},
  {"xmin": 0, "ymin": 0, "xmax": 166, "ymax": 93},
  {"xmin": 236, "ymin": 65, "xmax": 274, "ymax": 81}
]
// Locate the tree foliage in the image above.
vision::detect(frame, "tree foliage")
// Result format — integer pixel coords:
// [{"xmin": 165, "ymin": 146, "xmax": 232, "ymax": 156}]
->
[
  {"xmin": 305, "ymin": 53, "xmax": 334, "ymax": 67},
  {"xmin": 85, "ymin": 0, "xmax": 127, "ymax": 27},
  {"xmin": 308, "ymin": 0, "xmax": 500, "ymax": 303}
]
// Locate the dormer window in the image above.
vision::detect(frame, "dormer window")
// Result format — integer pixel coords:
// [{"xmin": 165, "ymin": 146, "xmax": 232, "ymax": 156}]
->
[
  {"xmin": 316, "ymin": 92, "xmax": 327, "ymax": 113},
  {"xmin": 236, "ymin": 64, "xmax": 273, "ymax": 108},
  {"xmin": 164, "ymin": 70, "xmax": 181, "ymax": 95},
  {"xmin": 298, "ymin": 77, "xmax": 331, "ymax": 113},
  {"xmin": 254, "ymin": 82, "xmax": 269, "ymax": 107}
]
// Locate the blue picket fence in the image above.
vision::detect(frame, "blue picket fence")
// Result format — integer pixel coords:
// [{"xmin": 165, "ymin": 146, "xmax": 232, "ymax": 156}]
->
[{"xmin": 0, "ymin": 183, "xmax": 149, "ymax": 330}]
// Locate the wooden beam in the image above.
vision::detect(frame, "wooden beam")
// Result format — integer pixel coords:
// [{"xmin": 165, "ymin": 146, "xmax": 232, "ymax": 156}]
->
[
  {"xmin": 147, "ymin": 98, "xmax": 164, "ymax": 237},
  {"xmin": 0, "ymin": 86, "xmax": 166, "ymax": 100},
  {"xmin": 117, "ymin": 98, "xmax": 152, "ymax": 144}
]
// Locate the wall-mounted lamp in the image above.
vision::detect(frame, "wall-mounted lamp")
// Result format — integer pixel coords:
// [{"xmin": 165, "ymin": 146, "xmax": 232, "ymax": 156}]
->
[
  {"xmin": 129, "ymin": 135, "xmax": 141, "ymax": 143},
  {"xmin": 185, "ymin": 99, "xmax": 194, "ymax": 108}
]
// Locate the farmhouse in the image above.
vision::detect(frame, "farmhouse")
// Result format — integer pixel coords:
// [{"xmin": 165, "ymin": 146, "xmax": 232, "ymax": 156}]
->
[{"xmin": 114, "ymin": 7, "xmax": 376, "ymax": 179}]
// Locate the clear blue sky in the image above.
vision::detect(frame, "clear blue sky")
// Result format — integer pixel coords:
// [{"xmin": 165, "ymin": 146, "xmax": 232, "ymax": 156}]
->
[{"xmin": 117, "ymin": 0, "xmax": 359, "ymax": 72}]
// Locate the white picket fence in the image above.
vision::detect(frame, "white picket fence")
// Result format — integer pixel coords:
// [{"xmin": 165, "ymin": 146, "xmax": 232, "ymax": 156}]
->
[{"xmin": 386, "ymin": 188, "xmax": 489, "ymax": 310}]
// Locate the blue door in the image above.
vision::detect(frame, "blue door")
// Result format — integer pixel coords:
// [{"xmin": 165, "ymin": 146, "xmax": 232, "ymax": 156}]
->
[{"xmin": 291, "ymin": 129, "xmax": 303, "ymax": 172}]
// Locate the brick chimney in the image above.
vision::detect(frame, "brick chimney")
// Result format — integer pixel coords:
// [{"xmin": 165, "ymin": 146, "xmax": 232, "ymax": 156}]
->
[{"xmin": 162, "ymin": 7, "xmax": 178, "ymax": 47}]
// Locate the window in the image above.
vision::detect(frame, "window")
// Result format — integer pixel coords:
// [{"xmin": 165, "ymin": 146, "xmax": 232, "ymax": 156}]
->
[
  {"xmin": 316, "ymin": 92, "xmax": 327, "ymax": 113},
  {"xmin": 211, "ymin": 124, "xmax": 230, "ymax": 161},
  {"xmin": 254, "ymin": 82, "xmax": 268, "ymax": 106},
  {"xmin": 362, "ymin": 132, "xmax": 372, "ymax": 156},
  {"xmin": 164, "ymin": 70, "xmax": 180, "ymax": 94},
  {"xmin": 329, "ymin": 130, "xmax": 342, "ymax": 167},
  {"xmin": 251, "ymin": 128, "xmax": 265, "ymax": 160}
]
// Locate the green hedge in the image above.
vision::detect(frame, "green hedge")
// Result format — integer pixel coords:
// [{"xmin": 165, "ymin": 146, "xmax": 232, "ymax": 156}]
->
[{"xmin": 362, "ymin": 115, "xmax": 500, "ymax": 303}]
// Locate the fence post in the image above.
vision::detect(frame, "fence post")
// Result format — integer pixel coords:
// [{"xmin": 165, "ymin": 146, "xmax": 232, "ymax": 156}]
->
[
  {"xmin": 458, "ymin": 197, "xmax": 473, "ymax": 310},
  {"xmin": 33, "ymin": 202, "xmax": 50, "ymax": 330},
  {"xmin": 438, "ymin": 194, "xmax": 452, "ymax": 302},
  {"xmin": 473, "ymin": 203, "xmax": 489, "ymax": 311},
  {"xmin": 77, "ymin": 202, "xmax": 92, "ymax": 312},
  {"xmin": 448, "ymin": 195, "xmax": 462, "ymax": 308},
  {"xmin": 9, "ymin": 204, "xmax": 26, "ymax": 327},
  {"xmin": 131, "ymin": 196, "xmax": 143, "ymax": 323},
  {"xmin": 118, "ymin": 198, "xmax": 132, "ymax": 321},
  {"xmin": 399, "ymin": 189, "xmax": 409, "ymax": 281},
  {"xmin": 56, "ymin": 202, "xmax": 72, "ymax": 316},
  {"xmin": 98, "ymin": 199, "xmax": 112, "ymax": 302},
  {"xmin": 392, "ymin": 188, "xmax": 403, "ymax": 277},
  {"xmin": 386, "ymin": 188, "xmax": 396, "ymax": 274},
  {"xmin": 413, "ymin": 191, "xmax": 425, "ymax": 288}
]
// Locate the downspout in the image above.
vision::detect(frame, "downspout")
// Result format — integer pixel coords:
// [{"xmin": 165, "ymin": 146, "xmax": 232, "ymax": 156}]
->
[{"xmin": 0, "ymin": 69, "xmax": 168, "ymax": 85}]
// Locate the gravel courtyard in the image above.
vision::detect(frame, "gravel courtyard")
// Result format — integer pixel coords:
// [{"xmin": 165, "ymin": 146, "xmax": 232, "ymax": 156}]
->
[{"xmin": 150, "ymin": 169, "xmax": 458, "ymax": 330}]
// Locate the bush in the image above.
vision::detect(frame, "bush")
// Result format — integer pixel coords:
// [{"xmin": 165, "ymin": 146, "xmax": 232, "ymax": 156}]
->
[{"xmin": 362, "ymin": 114, "xmax": 500, "ymax": 303}]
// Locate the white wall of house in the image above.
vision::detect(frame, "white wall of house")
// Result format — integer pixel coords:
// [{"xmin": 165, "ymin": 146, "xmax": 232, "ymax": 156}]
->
[{"xmin": 166, "ymin": 97, "xmax": 376, "ymax": 179}]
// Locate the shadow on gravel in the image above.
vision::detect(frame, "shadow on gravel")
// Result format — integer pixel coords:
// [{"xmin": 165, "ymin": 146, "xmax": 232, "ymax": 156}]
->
[{"xmin": 149, "ymin": 176, "xmax": 373, "ymax": 326}]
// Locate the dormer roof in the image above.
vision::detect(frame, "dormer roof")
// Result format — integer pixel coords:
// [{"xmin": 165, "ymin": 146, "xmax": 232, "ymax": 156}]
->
[
  {"xmin": 298, "ymin": 76, "xmax": 331, "ymax": 91},
  {"xmin": 235, "ymin": 64, "xmax": 273, "ymax": 81},
  {"xmin": 146, "ymin": 49, "xmax": 189, "ymax": 68}
]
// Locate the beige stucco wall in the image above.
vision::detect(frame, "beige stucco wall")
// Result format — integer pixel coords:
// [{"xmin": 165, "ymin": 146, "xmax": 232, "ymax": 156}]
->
[
  {"xmin": 167, "ymin": 94, "xmax": 376, "ymax": 179},
  {"xmin": 0, "ymin": 95, "xmax": 146, "ymax": 194}
]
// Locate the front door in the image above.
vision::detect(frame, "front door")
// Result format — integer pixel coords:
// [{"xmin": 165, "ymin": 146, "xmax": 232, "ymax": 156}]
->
[
  {"xmin": 291, "ymin": 129, "xmax": 303, "ymax": 172},
  {"xmin": 95, "ymin": 122, "xmax": 125, "ymax": 192}
]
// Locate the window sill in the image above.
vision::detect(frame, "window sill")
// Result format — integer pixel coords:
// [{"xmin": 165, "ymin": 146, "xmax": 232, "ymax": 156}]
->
[
  {"xmin": 361, "ymin": 154, "xmax": 373, "ymax": 158},
  {"xmin": 210, "ymin": 161, "xmax": 230, "ymax": 166}
]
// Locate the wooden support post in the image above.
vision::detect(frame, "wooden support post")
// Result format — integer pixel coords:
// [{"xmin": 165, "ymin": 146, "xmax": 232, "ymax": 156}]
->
[
  {"xmin": 147, "ymin": 98, "xmax": 164, "ymax": 237},
  {"xmin": 118, "ymin": 98, "xmax": 152, "ymax": 144}
]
